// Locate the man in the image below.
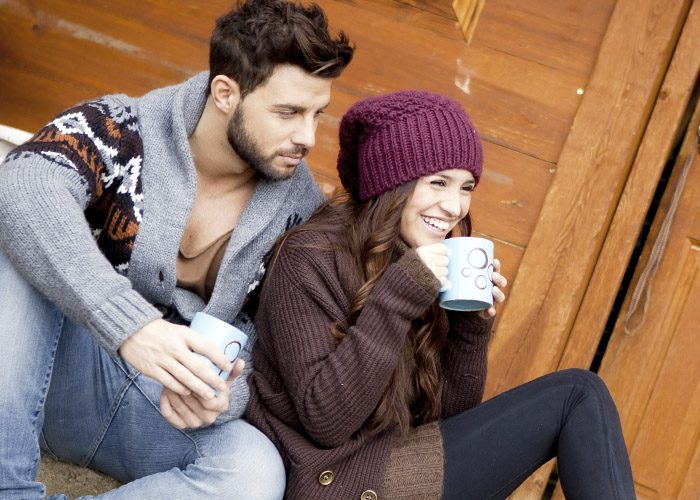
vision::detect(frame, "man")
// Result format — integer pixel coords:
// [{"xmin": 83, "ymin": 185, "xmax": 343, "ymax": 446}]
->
[{"xmin": 0, "ymin": 0, "xmax": 353, "ymax": 498}]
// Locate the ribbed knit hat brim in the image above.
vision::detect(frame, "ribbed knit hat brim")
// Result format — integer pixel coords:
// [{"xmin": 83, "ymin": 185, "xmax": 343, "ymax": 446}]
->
[{"xmin": 337, "ymin": 90, "xmax": 483, "ymax": 201}]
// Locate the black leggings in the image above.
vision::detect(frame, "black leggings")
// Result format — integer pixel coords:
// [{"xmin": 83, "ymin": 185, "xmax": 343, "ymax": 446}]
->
[{"xmin": 441, "ymin": 369, "xmax": 635, "ymax": 499}]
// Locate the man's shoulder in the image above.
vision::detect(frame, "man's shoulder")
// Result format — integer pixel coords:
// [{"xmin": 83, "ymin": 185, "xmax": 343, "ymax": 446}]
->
[
  {"xmin": 289, "ymin": 161, "xmax": 316, "ymax": 186},
  {"xmin": 30, "ymin": 94, "xmax": 142, "ymax": 153},
  {"xmin": 38, "ymin": 74, "xmax": 201, "ymax": 141},
  {"xmin": 55, "ymin": 93, "xmax": 137, "ymax": 122},
  {"xmin": 6, "ymin": 93, "xmax": 143, "ymax": 166},
  {"xmin": 286, "ymin": 162, "xmax": 325, "ymax": 205}
]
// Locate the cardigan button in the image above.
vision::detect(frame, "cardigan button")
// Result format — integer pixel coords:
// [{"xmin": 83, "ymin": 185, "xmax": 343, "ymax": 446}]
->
[
  {"xmin": 318, "ymin": 470, "xmax": 335, "ymax": 486},
  {"xmin": 361, "ymin": 490, "xmax": 378, "ymax": 500}
]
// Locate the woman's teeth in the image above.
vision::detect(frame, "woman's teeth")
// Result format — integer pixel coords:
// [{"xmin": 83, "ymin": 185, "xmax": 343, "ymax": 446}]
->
[{"xmin": 423, "ymin": 216, "xmax": 449, "ymax": 231}]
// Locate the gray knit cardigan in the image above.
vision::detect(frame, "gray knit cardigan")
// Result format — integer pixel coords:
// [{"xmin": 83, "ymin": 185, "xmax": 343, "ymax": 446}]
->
[{"xmin": 0, "ymin": 72, "xmax": 324, "ymax": 420}]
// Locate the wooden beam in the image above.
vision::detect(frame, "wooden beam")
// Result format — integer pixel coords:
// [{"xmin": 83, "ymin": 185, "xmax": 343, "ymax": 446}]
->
[
  {"xmin": 494, "ymin": 0, "xmax": 694, "ymax": 497},
  {"xmin": 560, "ymin": 0, "xmax": 700, "ymax": 373},
  {"xmin": 485, "ymin": 0, "xmax": 693, "ymax": 493},
  {"xmin": 550, "ymin": 6, "xmax": 700, "ymax": 497},
  {"xmin": 452, "ymin": 0, "xmax": 485, "ymax": 44},
  {"xmin": 556, "ymin": 97, "xmax": 700, "ymax": 500},
  {"xmin": 485, "ymin": 0, "xmax": 692, "ymax": 397}
]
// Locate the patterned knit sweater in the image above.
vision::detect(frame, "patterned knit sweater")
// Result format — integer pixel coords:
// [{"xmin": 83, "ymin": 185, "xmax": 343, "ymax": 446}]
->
[
  {"xmin": 248, "ymin": 229, "xmax": 493, "ymax": 499},
  {"xmin": 0, "ymin": 72, "xmax": 324, "ymax": 421}
]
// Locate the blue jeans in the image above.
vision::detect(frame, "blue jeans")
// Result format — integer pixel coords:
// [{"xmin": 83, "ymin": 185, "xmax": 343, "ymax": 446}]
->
[
  {"xmin": 0, "ymin": 250, "xmax": 285, "ymax": 499},
  {"xmin": 441, "ymin": 369, "xmax": 636, "ymax": 499}
]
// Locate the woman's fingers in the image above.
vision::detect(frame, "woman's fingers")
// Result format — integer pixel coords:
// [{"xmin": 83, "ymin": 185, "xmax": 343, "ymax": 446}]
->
[
  {"xmin": 416, "ymin": 243, "xmax": 449, "ymax": 284},
  {"xmin": 476, "ymin": 259, "xmax": 508, "ymax": 319}
]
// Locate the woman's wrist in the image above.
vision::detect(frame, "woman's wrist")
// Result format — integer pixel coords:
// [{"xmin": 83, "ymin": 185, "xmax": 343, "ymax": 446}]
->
[{"xmin": 395, "ymin": 248, "xmax": 442, "ymax": 296}]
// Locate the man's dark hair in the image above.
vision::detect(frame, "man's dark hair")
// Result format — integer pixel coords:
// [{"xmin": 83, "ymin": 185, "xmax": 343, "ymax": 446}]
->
[{"xmin": 209, "ymin": 0, "xmax": 354, "ymax": 96}]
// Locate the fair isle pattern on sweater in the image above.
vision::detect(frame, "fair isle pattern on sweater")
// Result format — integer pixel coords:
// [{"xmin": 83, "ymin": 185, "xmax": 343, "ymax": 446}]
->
[{"xmin": 7, "ymin": 100, "xmax": 143, "ymax": 273}]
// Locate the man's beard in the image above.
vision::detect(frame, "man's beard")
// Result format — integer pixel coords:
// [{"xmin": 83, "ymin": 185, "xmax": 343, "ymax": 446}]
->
[{"xmin": 227, "ymin": 106, "xmax": 307, "ymax": 181}]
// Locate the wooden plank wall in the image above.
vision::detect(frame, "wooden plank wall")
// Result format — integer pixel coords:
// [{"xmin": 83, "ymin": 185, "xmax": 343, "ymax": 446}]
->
[
  {"xmin": 498, "ymin": 0, "xmax": 695, "ymax": 496},
  {"xmin": 487, "ymin": 0, "xmax": 692, "ymax": 391},
  {"xmin": 10, "ymin": 1, "xmax": 698, "ymax": 499},
  {"xmin": 0, "ymin": 1, "xmax": 620, "ymax": 496},
  {"xmin": 0, "ymin": 0, "xmax": 615, "ymax": 325}
]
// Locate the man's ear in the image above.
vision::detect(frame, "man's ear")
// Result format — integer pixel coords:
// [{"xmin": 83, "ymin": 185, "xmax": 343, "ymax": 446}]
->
[{"xmin": 210, "ymin": 75, "xmax": 241, "ymax": 114}]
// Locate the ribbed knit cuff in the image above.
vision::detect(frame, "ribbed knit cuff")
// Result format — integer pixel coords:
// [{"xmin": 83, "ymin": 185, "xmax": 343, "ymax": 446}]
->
[
  {"xmin": 448, "ymin": 310, "xmax": 494, "ymax": 340},
  {"xmin": 383, "ymin": 422, "xmax": 445, "ymax": 498},
  {"xmin": 395, "ymin": 249, "xmax": 442, "ymax": 297},
  {"xmin": 86, "ymin": 289, "xmax": 163, "ymax": 357}
]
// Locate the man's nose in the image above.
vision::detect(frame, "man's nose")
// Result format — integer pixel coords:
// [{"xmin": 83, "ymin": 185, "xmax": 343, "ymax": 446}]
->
[{"xmin": 291, "ymin": 117, "xmax": 316, "ymax": 149}]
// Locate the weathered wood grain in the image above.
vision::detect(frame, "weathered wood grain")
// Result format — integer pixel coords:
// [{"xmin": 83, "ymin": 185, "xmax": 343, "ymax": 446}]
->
[
  {"xmin": 595, "ymin": 101, "xmax": 700, "ymax": 499},
  {"xmin": 498, "ymin": 0, "xmax": 695, "ymax": 496},
  {"xmin": 485, "ymin": 0, "xmax": 691, "ymax": 396},
  {"xmin": 558, "ymin": 0, "xmax": 699, "ymax": 372},
  {"xmin": 0, "ymin": 0, "xmax": 601, "ymax": 275}
]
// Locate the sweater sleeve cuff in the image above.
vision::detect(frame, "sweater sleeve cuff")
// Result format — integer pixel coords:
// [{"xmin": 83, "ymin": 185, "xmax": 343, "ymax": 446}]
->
[
  {"xmin": 448, "ymin": 311, "xmax": 494, "ymax": 340},
  {"xmin": 395, "ymin": 249, "xmax": 442, "ymax": 296},
  {"xmin": 86, "ymin": 289, "xmax": 163, "ymax": 357}
]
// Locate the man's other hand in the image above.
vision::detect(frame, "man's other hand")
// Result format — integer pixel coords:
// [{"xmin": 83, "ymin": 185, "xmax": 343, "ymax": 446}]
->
[
  {"xmin": 118, "ymin": 318, "xmax": 235, "ymax": 399},
  {"xmin": 160, "ymin": 359, "xmax": 245, "ymax": 429}
]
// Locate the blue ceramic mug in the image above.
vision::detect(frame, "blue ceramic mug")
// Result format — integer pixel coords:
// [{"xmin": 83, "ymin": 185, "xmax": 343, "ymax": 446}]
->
[
  {"xmin": 189, "ymin": 312, "xmax": 248, "ymax": 380},
  {"xmin": 439, "ymin": 237, "xmax": 494, "ymax": 312}
]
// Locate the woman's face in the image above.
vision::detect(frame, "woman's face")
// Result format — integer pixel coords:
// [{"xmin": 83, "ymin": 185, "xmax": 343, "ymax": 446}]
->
[{"xmin": 399, "ymin": 169, "xmax": 475, "ymax": 248}]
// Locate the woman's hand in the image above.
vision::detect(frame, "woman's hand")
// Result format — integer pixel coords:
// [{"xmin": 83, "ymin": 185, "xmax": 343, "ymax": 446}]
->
[
  {"xmin": 415, "ymin": 244, "xmax": 507, "ymax": 318},
  {"xmin": 479, "ymin": 258, "xmax": 507, "ymax": 319},
  {"xmin": 415, "ymin": 243, "xmax": 449, "ymax": 287}
]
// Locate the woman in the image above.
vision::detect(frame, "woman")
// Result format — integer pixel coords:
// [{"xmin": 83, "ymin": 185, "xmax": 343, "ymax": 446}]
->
[{"xmin": 247, "ymin": 91, "xmax": 635, "ymax": 499}]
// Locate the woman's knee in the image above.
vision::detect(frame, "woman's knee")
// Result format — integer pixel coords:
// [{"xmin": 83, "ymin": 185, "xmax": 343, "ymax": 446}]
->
[
  {"xmin": 559, "ymin": 368, "xmax": 608, "ymax": 390},
  {"xmin": 556, "ymin": 368, "xmax": 616, "ymax": 410}
]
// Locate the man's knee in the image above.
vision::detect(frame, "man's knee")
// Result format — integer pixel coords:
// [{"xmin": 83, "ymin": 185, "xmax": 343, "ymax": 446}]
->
[
  {"xmin": 0, "ymin": 249, "xmax": 59, "ymax": 336},
  {"xmin": 1, "ymin": 251, "xmax": 38, "ymax": 308},
  {"xmin": 0, "ymin": 256, "xmax": 64, "ymax": 402},
  {"xmin": 237, "ymin": 435, "xmax": 285, "ymax": 498},
  {"xmin": 205, "ymin": 421, "xmax": 286, "ymax": 499}
]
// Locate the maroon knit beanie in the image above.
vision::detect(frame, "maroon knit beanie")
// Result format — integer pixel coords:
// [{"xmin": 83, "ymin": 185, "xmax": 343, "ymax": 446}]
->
[{"xmin": 337, "ymin": 90, "xmax": 483, "ymax": 201}]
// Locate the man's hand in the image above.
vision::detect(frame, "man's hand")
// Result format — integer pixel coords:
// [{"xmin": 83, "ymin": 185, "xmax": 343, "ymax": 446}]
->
[
  {"xmin": 160, "ymin": 359, "xmax": 245, "ymax": 429},
  {"xmin": 118, "ymin": 319, "xmax": 234, "ymax": 400}
]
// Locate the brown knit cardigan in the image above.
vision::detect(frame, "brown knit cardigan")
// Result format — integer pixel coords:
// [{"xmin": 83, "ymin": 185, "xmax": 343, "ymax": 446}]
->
[{"xmin": 247, "ymin": 229, "xmax": 493, "ymax": 500}]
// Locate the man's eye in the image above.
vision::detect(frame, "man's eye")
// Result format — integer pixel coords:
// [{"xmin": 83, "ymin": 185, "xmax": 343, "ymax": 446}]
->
[{"xmin": 278, "ymin": 110, "xmax": 296, "ymax": 117}]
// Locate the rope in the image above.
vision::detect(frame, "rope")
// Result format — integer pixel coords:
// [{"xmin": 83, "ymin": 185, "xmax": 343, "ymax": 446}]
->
[{"xmin": 623, "ymin": 146, "xmax": 696, "ymax": 335}]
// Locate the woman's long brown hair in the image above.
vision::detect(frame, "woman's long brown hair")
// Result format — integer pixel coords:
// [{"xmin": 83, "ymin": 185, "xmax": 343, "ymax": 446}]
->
[{"xmin": 274, "ymin": 185, "xmax": 472, "ymax": 435}]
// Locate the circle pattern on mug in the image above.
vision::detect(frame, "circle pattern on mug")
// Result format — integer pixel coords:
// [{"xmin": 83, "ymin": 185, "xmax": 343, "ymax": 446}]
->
[
  {"xmin": 217, "ymin": 340, "xmax": 242, "ymax": 376},
  {"xmin": 461, "ymin": 267, "xmax": 472, "ymax": 278},
  {"xmin": 468, "ymin": 248, "xmax": 489, "ymax": 269},
  {"xmin": 475, "ymin": 274, "xmax": 488, "ymax": 290},
  {"xmin": 223, "ymin": 341, "xmax": 242, "ymax": 362}
]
